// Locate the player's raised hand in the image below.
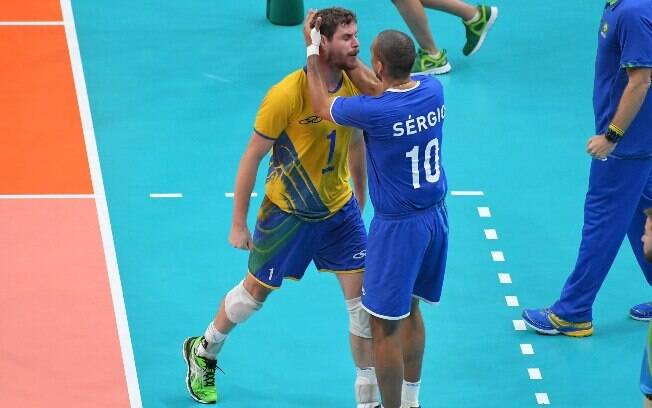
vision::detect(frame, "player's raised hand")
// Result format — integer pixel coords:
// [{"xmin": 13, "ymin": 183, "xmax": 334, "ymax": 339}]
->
[
  {"xmin": 229, "ymin": 224, "xmax": 253, "ymax": 250},
  {"xmin": 303, "ymin": 10, "xmax": 322, "ymax": 47},
  {"xmin": 587, "ymin": 134, "xmax": 616, "ymax": 160}
]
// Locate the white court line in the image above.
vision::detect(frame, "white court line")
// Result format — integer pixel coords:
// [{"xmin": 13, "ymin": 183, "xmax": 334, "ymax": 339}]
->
[
  {"xmin": 0, "ymin": 194, "xmax": 94, "ymax": 199},
  {"xmin": 0, "ymin": 21, "xmax": 64, "ymax": 26},
  {"xmin": 505, "ymin": 296, "xmax": 519, "ymax": 307},
  {"xmin": 450, "ymin": 190, "xmax": 484, "ymax": 196},
  {"xmin": 484, "ymin": 229, "xmax": 498, "ymax": 240},
  {"xmin": 528, "ymin": 368, "xmax": 543, "ymax": 380},
  {"xmin": 61, "ymin": 1, "xmax": 142, "ymax": 406},
  {"xmin": 491, "ymin": 251, "xmax": 505, "ymax": 262},
  {"xmin": 513, "ymin": 320, "xmax": 527, "ymax": 331},
  {"xmin": 477, "ymin": 207, "xmax": 492, "ymax": 217},
  {"xmin": 520, "ymin": 344, "xmax": 535, "ymax": 355},
  {"xmin": 498, "ymin": 273, "xmax": 512, "ymax": 284},
  {"xmin": 225, "ymin": 192, "xmax": 258, "ymax": 198},
  {"xmin": 149, "ymin": 193, "xmax": 183, "ymax": 198},
  {"xmin": 535, "ymin": 393, "xmax": 551, "ymax": 405}
]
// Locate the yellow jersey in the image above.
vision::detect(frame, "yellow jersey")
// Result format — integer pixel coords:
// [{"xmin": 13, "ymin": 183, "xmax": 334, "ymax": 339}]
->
[{"xmin": 254, "ymin": 68, "xmax": 359, "ymax": 220}]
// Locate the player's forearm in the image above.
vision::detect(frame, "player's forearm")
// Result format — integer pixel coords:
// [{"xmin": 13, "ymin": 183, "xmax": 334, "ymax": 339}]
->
[
  {"xmin": 348, "ymin": 139, "xmax": 367, "ymax": 211},
  {"xmin": 306, "ymin": 55, "xmax": 331, "ymax": 119},
  {"xmin": 231, "ymin": 152, "xmax": 260, "ymax": 228},
  {"xmin": 346, "ymin": 59, "xmax": 384, "ymax": 96},
  {"xmin": 611, "ymin": 73, "xmax": 651, "ymax": 132}
]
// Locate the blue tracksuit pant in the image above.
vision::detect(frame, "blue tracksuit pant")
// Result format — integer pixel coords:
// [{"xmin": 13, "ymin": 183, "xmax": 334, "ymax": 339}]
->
[{"xmin": 551, "ymin": 156, "xmax": 652, "ymax": 322}]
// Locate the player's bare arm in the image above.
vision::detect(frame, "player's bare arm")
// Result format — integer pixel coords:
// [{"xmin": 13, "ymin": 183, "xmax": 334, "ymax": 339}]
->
[
  {"xmin": 587, "ymin": 67, "xmax": 651, "ymax": 159},
  {"xmin": 229, "ymin": 132, "xmax": 274, "ymax": 249},
  {"xmin": 304, "ymin": 11, "xmax": 337, "ymax": 122},
  {"xmin": 348, "ymin": 129, "xmax": 367, "ymax": 211},
  {"xmin": 346, "ymin": 59, "xmax": 384, "ymax": 96}
]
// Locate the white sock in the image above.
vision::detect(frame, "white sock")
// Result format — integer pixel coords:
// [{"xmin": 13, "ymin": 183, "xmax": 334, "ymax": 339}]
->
[
  {"xmin": 197, "ymin": 322, "xmax": 227, "ymax": 359},
  {"xmin": 355, "ymin": 367, "xmax": 379, "ymax": 406},
  {"xmin": 401, "ymin": 380, "xmax": 421, "ymax": 408},
  {"xmin": 465, "ymin": 9, "xmax": 481, "ymax": 24}
]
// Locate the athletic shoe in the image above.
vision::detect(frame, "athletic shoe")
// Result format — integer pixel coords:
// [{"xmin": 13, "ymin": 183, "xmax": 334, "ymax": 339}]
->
[
  {"xmin": 182, "ymin": 336, "xmax": 219, "ymax": 404},
  {"xmin": 462, "ymin": 5, "xmax": 499, "ymax": 56},
  {"xmin": 411, "ymin": 48, "xmax": 451, "ymax": 75},
  {"xmin": 630, "ymin": 302, "xmax": 652, "ymax": 321},
  {"xmin": 522, "ymin": 308, "xmax": 593, "ymax": 337}
]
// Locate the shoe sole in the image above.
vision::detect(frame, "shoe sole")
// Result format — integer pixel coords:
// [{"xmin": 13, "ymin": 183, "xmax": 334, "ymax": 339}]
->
[
  {"xmin": 522, "ymin": 317, "xmax": 560, "ymax": 335},
  {"xmin": 523, "ymin": 316, "xmax": 593, "ymax": 337},
  {"xmin": 182, "ymin": 337, "xmax": 215, "ymax": 404},
  {"xmin": 630, "ymin": 314, "xmax": 652, "ymax": 321},
  {"xmin": 466, "ymin": 6, "xmax": 499, "ymax": 57},
  {"xmin": 412, "ymin": 62, "xmax": 452, "ymax": 75}
]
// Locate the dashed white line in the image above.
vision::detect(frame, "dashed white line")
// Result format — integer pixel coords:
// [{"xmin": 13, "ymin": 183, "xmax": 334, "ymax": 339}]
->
[
  {"xmin": 477, "ymin": 207, "xmax": 492, "ymax": 217},
  {"xmin": 535, "ymin": 393, "xmax": 550, "ymax": 405},
  {"xmin": 225, "ymin": 192, "xmax": 258, "ymax": 198},
  {"xmin": 491, "ymin": 251, "xmax": 505, "ymax": 262},
  {"xmin": 505, "ymin": 295, "xmax": 520, "ymax": 307},
  {"xmin": 450, "ymin": 190, "xmax": 484, "ymax": 196},
  {"xmin": 513, "ymin": 320, "xmax": 527, "ymax": 331},
  {"xmin": 520, "ymin": 344, "xmax": 535, "ymax": 355},
  {"xmin": 484, "ymin": 229, "xmax": 498, "ymax": 240},
  {"xmin": 528, "ymin": 368, "xmax": 543, "ymax": 380},
  {"xmin": 498, "ymin": 273, "xmax": 512, "ymax": 284},
  {"xmin": 149, "ymin": 193, "xmax": 183, "ymax": 198}
]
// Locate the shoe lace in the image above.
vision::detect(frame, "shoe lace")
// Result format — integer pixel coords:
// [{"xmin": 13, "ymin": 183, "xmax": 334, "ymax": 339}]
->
[{"xmin": 200, "ymin": 358, "xmax": 224, "ymax": 387}]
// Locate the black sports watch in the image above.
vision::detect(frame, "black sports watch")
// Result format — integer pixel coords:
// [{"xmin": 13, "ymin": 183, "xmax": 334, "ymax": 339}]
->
[
  {"xmin": 604, "ymin": 127, "xmax": 623, "ymax": 144},
  {"xmin": 646, "ymin": 393, "xmax": 652, "ymax": 401}
]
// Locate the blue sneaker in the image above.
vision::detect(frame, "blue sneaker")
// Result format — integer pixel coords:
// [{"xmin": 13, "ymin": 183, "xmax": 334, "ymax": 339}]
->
[
  {"xmin": 630, "ymin": 302, "xmax": 652, "ymax": 321},
  {"xmin": 522, "ymin": 308, "xmax": 593, "ymax": 337}
]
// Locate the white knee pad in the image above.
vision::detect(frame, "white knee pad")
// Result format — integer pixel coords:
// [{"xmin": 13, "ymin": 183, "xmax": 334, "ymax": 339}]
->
[
  {"xmin": 224, "ymin": 280, "xmax": 263, "ymax": 324},
  {"xmin": 347, "ymin": 296, "xmax": 372, "ymax": 339}
]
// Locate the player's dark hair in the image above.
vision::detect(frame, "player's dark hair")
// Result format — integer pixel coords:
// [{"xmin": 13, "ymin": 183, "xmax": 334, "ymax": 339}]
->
[
  {"xmin": 313, "ymin": 7, "xmax": 357, "ymax": 40},
  {"xmin": 374, "ymin": 30, "xmax": 416, "ymax": 80},
  {"xmin": 645, "ymin": 207, "xmax": 652, "ymax": 218}
]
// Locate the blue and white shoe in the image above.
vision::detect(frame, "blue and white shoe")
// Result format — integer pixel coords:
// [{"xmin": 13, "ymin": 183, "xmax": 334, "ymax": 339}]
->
[
  {"xmin": 522, "ymin": 308, "xmax": 593, "ymax": 337},
  {"xmin": 630, "ymin": 302, "xmax": 652, "ymax": 321}
]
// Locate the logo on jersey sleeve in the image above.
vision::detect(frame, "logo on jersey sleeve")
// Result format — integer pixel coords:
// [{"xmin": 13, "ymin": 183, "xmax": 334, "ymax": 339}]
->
[
  {"xmin": 600, "ymin": 21, "xmax": 608, "ymax": 39},
  {"xmin": 299, "ymin": 115, "xmax": 323, "ymax": 124}
]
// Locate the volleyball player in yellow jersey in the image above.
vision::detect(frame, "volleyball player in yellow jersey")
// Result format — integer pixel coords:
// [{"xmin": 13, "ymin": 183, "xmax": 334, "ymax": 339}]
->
[{"xmin": 182, "ymin": 8, "xmax": 380, "ymax": 407}]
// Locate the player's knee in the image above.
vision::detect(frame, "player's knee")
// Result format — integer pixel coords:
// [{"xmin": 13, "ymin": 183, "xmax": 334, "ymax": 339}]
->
[
  {"xmin": 347, "ymin": 296, "xmax": 372, "ymax": 339},
  {"xmin": 224, "ymin": 280, "xmax": 263, "ymax": 324}
]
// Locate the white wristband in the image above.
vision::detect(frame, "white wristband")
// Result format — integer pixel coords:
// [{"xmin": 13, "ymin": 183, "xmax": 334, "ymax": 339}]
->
[{"xmin": 307, "ymin": 44, "xmax": 319, "ymax": 57}]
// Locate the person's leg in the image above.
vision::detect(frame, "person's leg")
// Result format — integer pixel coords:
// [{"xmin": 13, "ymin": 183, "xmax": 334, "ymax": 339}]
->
[
  {"xmin": 401, "ymin": 299, "xmax": 425, "ymax": 408},
  {"xmin": 419, "ymin": 0, "xmax": 476, "ymax": 19},
  {"xmin": 550, "ymin": 158, "xmax": 652, "ymax": 322},
  {"xmin": 370, "ymin": 316, "xmax": 404, "ymax": 408},
  {"xmin": 391, "ymin": 0, "xmax": 439, "ymax": 54}
]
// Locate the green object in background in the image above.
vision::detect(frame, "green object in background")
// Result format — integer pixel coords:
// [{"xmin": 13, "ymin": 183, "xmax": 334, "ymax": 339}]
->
[{"xmin": 266, "ymin": 0, "xmax": 304, "ymax": 26}]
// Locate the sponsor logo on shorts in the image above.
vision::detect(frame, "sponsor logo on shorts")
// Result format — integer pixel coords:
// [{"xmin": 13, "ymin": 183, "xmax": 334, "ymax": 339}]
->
[
  {"xmin": 353, "ymin": 250, "xmax": 367, "ymax": 260},
  {"xmin": 299, "ymin": 115, "xmax": 323, "ymax": 125}
]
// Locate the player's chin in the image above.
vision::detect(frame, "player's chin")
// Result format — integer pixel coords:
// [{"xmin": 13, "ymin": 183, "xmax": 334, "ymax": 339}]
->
[{"xmin": 341, "ymin": 56, "xmax": 359, "ymax": 70}]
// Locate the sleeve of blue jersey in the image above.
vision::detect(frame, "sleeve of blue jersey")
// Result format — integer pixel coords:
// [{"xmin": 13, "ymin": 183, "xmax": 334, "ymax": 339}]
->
[
  {"xmin": 619, "ymin": 10, "xmax": 652, "ymax": 68},
  {"xmin": 330, "ymin": 96, "xmax": 368, "ymax": 129}
]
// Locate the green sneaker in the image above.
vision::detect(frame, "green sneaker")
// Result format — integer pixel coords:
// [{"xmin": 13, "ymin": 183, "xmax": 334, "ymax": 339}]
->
[
  {"xmin": 462, "ymin": 5, "xmax": 499, "ymax": 56},
  {"xmin": 411, "ymin": 48, "xmax": 451, "ymax": 75},
  {"xmin": 183, "ymin": 336, "xmax": 219, "ymax": 404}
]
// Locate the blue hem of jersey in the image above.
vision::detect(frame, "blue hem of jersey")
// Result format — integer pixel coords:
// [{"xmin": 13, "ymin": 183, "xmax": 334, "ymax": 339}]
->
[
  {"xmin": 373, "ymin": 199, "xmax": 445, "ymax": 220},
  {"xmin": 254, "ymin": 128, "xmax": 276, "ymax": 141}
]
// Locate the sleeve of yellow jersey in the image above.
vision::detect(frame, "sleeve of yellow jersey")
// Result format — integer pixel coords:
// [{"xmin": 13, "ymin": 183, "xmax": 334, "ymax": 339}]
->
[{"xmin": 253, "ymin": 84, "xmax": 296, "ymax": 141}]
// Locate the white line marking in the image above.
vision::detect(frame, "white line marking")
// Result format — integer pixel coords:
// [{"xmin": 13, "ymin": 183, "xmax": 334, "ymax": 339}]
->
[
  {"xmin": 0, "ymin": 21, "xmax": 64, "ymax": 26},
  {"xmin": 498, "ymin": 273, "xmax": 512, "ymax": 284},
  {"xmin": 149, "ymin": 193, "xmax": 183, "ymax": 198},
  {"xmin": 477, "ymin": 207, "xmax": 492, "ymax": 218},
  {"xmin": 0, "ymin": 194, "xmax": 94, "ymax": 199},
  {"xmin": 520, "ymin": 344, "xmax": 535, "ymax": 355},
  {"xmin": 225, "ymin": 192, "xmax": 258, "ymax": 198},
  {"xmin": 513, "ymin": 320, "xmax": 527, "ymax": 331},
  {"xmin": 61, "ymin": 1, "xmax": 142, "ymax": 406},
  {"xmin": 450, "ymin": 190, "xmax": 484, "ymax": 196},
  {"xmin": 528, "ymin": 368, "xmax": 543, "ymax": 380},
  {"xmin": 505, "ymin": 296, "xmax": 519, "ymax": 307},
  {"xmin": 535, "ymin": 393, "xmax": 550, "ymax": 405},
  {"xmin": 484, "ymin": 229, "xmax": 498, "ymax": 240},
  {"xmin": 202, "ymin": 73, "xmax": 232, "ymax": 83},
  {"xmin": 491, "ymin": 251, "xmax": 505, "ymax": 262}
]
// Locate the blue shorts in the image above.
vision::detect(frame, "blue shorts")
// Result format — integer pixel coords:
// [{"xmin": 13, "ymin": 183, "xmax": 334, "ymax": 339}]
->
[
  {"xmin": 362, "ymin": 203, "xmax": 448, "ymax": 320},
  {"xmin": 248, "ymin": 195, "xmax": 367, "ymax": 289}
]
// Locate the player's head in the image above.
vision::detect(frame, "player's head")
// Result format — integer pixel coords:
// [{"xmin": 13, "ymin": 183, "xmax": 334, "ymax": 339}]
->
[
  {"xmin": 312, "ymin": 7, "xmax": 359, "ymax": 70},
  {"xmin": 370, "ymin": 30, "xmax": 415, "ymax": 82},
  {"xmin": 642, "ymin": 208, "xmax": 652, "ymax": 261}
]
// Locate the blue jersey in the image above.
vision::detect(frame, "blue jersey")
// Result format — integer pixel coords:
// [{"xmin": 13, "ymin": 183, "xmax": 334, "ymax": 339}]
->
[
  {"xmin": 594, "ymin": 0, "xmax": 652, "ymax": 158},
  {"xmin": 330, "ymin": 75, "xmax": 446, "ymax": 216}
]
